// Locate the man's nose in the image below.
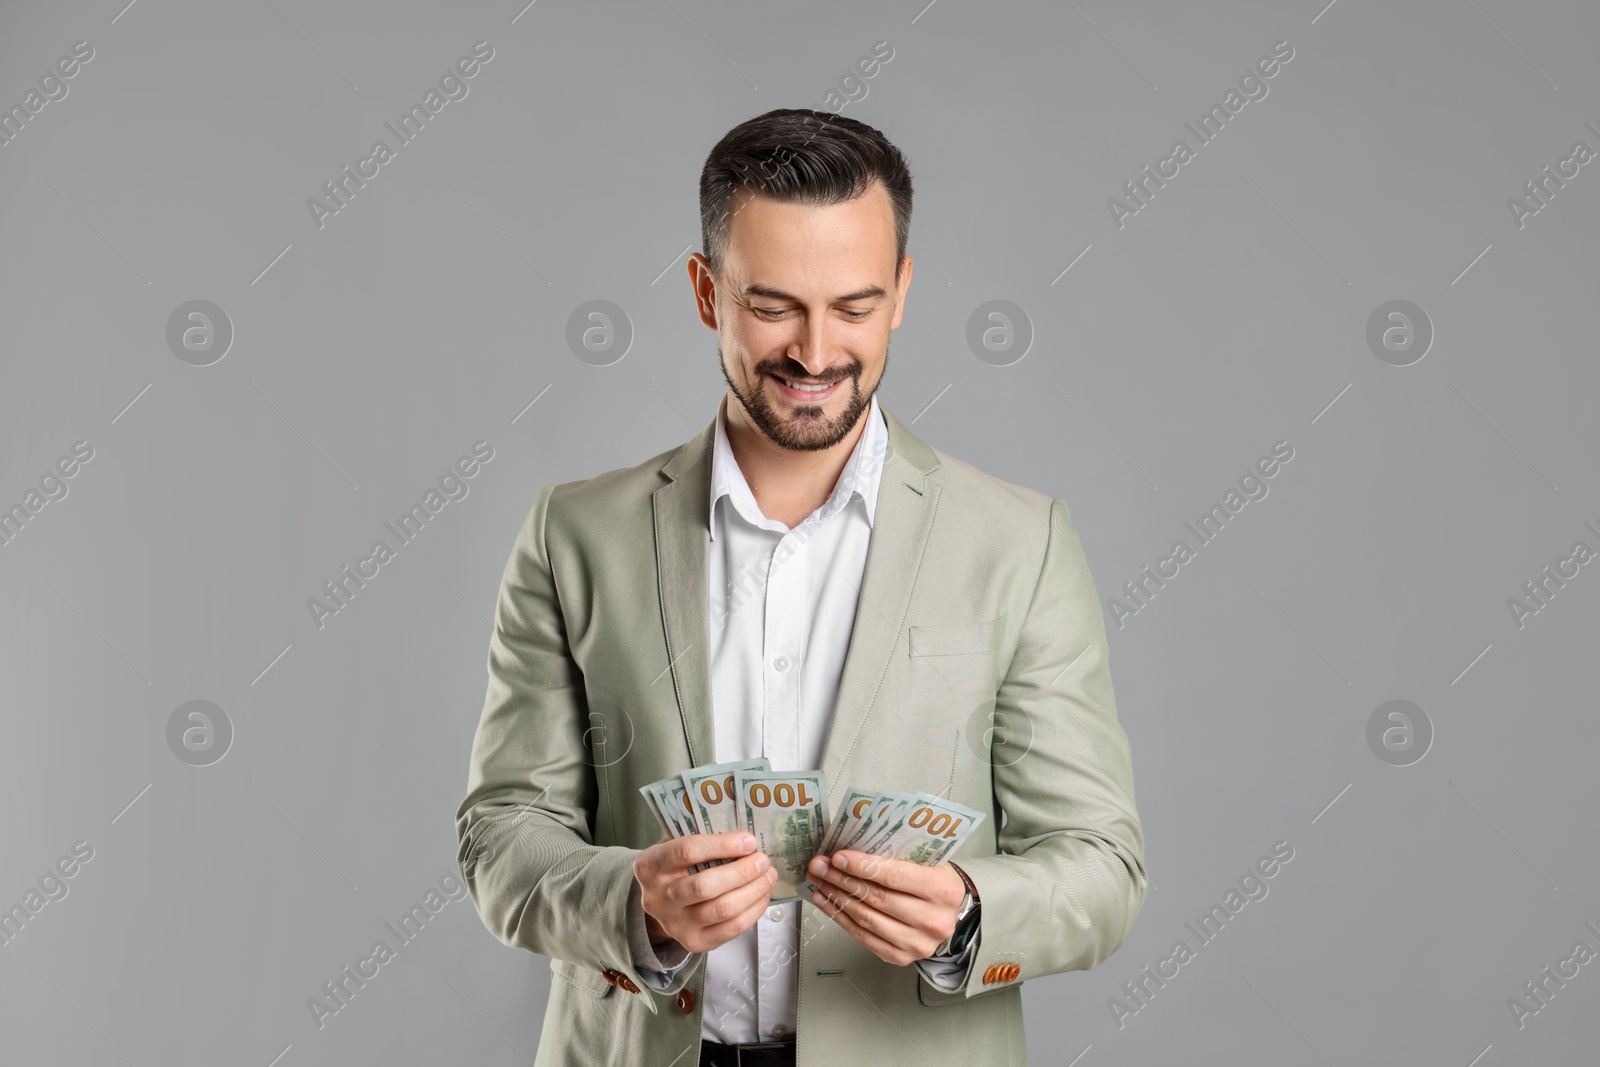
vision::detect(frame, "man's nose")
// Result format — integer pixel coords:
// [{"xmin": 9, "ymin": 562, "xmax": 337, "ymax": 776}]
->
[{"xmin": 788, "ymin": 317, "xmax": 835, "ymax": 372}]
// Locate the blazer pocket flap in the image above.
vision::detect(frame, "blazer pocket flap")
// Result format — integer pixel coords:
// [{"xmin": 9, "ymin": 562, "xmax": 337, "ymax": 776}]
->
[
  {"xmin": 550, "ymin": 956, "xmax": 617, "ymax": 998},
  {"xmin": 908, "ymin": 616, "xmax": 1004, "ymax": 658}
]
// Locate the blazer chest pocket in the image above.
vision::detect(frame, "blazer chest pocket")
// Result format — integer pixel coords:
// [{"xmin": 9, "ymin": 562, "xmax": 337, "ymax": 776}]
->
[
  {"xmin": 550, "ymin": 957, "xmax": 616, "ymax": 999},
  {"xmin": 907, "ymin": 616, "xmax": 1005, "ymax": 659},
  {"xmin": 904, "ymin": 616, "xmax": 1005, "ymax": 728}
]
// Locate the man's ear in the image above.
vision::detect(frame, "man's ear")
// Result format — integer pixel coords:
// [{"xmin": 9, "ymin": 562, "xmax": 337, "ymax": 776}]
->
[
  {"xmin": 890, "ymin": 255, "xmax": 914, "ymax": 330},
  {"xmin": 687, "ymin": 253, "xmax": 719, "ymax": 329}
]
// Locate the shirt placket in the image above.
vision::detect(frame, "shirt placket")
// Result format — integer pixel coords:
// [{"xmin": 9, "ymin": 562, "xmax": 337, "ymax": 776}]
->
[{"xmin": 756, "ymin": 523, "xmax": 806, "ymax": 1038}]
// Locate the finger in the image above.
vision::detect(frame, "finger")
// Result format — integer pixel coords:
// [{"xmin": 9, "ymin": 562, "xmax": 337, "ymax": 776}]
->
[
  {"xmin": 651, "ymin": 831, "xmax": 758, "ymax": 876},
  {"xmin": 695, "ymin": 892, "xmax": 772, "ymax": 948},
  {"xmin": 670, "ymin": 852, "xmax": 773, "ymax": 909},
  {"xmin": 685, "ymin": 866, "xmax": 779, "ymax": 927},
  {"xmin": 809, "ymin": 862, "xmax": 924, "ymax": 918},
  {"xmin": 829, "ymin": 851, "xmax": 952, "ymax": 901},
  {"xmin": 810, "ymin": 879, "xmax": 924, "ymax": 949},
  {"xmin": 809, "ymin": 886, "xmax": 923, "ymax": 966},
  {"xmin": 677, "ymin": 830, "xmax": 761, "ymax": 871},
  {"xmin": 808, "ymin": 859, "xmax": 945, "ymax": 930}
]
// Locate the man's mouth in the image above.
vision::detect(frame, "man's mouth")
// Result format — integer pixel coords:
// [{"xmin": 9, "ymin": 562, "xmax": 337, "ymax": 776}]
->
[{"xmin": 770, "ymin": 374, "xmax": 845, "ymax": 400}]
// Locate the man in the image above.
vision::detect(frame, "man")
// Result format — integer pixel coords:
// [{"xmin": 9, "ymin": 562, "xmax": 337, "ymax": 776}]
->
[{"xmin": 456, "ymin": 108, "xmax": 1147, "ymax": 1067}]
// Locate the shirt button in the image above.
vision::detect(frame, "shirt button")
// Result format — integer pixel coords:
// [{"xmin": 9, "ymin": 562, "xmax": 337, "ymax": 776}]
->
[
  {"xmin": 768, "ymin": 907, "xmax": 784, "ymax": 922},
  {"xmin": 772, "ymin": 1024, "xmax": 789, "ymax": 1036},
  {"xmin": 773, "ymin": 656, "xmax": 790, "ymax": 671}
]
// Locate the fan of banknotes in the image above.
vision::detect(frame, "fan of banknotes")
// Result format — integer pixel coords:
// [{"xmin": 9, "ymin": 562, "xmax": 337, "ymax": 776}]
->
[{"xmin": 640, "ymin": 759, "xmax": 985, "ymax": 904}]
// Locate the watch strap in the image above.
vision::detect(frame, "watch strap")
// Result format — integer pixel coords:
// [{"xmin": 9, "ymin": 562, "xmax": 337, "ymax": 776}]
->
[
  {"xmin": 934, "ymin": 862, "xmax": 981, "ymax": 956},
  {"xmin": 950, "ymin": 861, "xmax": 979, "ymax": 902}
]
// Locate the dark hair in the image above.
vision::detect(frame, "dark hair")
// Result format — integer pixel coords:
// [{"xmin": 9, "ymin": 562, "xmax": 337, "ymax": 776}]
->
[{"xmin": 699, "ymin": 108, "xmax": 913, "ymax": 281}]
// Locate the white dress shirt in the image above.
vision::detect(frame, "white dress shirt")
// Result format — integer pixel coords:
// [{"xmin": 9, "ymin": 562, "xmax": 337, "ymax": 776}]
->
[{"xmin": 625, "ymin": 392, "xmax": 977, "ymax": 1042}]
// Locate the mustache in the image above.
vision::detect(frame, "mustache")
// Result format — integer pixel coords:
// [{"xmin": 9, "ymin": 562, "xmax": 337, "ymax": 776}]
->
[{"xmin": 758, "ymin": 362, "xmax": 860, "ymax": 383}]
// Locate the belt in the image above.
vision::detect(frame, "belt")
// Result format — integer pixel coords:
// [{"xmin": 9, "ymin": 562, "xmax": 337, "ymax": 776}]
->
[{"xmin": 699, "ymin": 1035, "xmax": 797, "ymax": 1066}]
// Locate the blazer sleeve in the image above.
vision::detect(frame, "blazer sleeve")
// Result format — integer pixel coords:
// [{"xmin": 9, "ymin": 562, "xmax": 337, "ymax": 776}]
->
[
  {"xmin": 455, "ymin": 482, "xmax": 667, "ymax": 1005},
  {"xmin": 931, "ymin": 495, "xmax": 1148, "ymax": 1000}
]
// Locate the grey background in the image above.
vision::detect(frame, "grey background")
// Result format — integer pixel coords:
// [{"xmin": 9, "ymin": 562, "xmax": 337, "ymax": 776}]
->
[{"xmin": 2, "ymin": 0, "xmax": 1596, "ymax": 1064}]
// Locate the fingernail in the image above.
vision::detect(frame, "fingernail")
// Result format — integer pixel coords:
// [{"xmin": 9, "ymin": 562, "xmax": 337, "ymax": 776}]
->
[
  {"xmin": 740, "ymin": 835, "xmax": 756, "ymax": 851},
  {"xmin": 755, "ymin": 853, "xmax": 770, "ymax": 871},
  {"xmin": 833, "ymin": 853, "xmax": 849, "ymax": 871},
  {"xmin": 810, "ymin": 857, "xmax": 829, "ymax": 876},
  {"xmin": 766, "ymin": 867, "xmax": 779, "ymax": 884}
]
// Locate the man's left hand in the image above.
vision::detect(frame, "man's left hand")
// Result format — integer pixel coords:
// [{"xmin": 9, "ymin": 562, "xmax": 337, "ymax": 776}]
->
[{"xmin": 806, "ymin": 851, "xmax": 966, "ymax": 966}]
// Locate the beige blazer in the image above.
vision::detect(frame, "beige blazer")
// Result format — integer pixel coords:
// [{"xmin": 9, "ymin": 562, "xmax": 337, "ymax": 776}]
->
[{"xmin": 455, "ymin": 403, "xmax": 1147, "ymax": 1066}]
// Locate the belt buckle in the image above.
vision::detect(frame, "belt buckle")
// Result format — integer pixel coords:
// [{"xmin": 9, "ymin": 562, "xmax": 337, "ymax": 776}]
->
[{"xmin": 733, "ymin": 1037, "xmax": 792, "ymax": 1065}]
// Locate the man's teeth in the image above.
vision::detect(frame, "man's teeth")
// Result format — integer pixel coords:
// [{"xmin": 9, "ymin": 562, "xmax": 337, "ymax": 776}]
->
[{"xmin": 779, "ymin": 378, "xmax": 833, "ymax": 392}]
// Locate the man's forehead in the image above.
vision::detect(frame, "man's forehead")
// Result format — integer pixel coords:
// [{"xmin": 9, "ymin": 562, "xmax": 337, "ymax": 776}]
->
[
  {"xmin": 720, "ymin": 183, "xmax": 899, "ymax": 293},
  {"xmin": 739, "ymin": 282, "xmax": 889, "ymax": 303},
  {"xmin": 726, "ymin": 184, "xmax": 894, "ymax": 234}
]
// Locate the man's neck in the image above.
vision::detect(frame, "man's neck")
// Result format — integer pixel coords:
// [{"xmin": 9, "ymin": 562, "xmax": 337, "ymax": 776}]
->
[{"xmin": 721, "ymin": 392, "xmax": 870, "ymax": 529}]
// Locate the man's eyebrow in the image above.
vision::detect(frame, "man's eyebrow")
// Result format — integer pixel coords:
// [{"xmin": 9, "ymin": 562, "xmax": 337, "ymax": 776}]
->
[{"xmin": 741, "ymin": 284, "xmax": 888, "ymax": 303}]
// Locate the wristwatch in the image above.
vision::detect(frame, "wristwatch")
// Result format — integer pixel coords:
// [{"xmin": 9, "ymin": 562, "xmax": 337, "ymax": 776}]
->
[{"xmin": 933, "ymin": 862, "xmax": 981, "ymax": 957}]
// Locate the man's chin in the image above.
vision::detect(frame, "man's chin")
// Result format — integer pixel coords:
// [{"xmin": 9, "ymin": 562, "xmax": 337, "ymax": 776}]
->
[
  {"xmin": 765, "ymin": 405, "xmax": 865, "ymax": 452},
  {"xmin": 768, "ymin": 395, "xmax": 836, "ymax": 427},
  {"xmin": 725, "ymin": 369, "xmax": 871, "ymax": 452}
]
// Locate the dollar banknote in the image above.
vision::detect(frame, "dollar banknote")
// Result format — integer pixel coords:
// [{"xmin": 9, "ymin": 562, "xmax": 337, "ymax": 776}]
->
[
  {"xmin": 849, "ymin": 791, "xmax": 914, "ymax": 855},
  {"xmin": 667, "ymin": 780, "xmax": 698, "ymax": 832},
  {"xmin": 818, "ymin": 785, "xmax": 883, "ymax": 856},
  {"xmin": 805, "ymin": 790, "xmax": 987, "ymax": 898},
  {"xmin": 799, "ymin": 785, "xmax": 881, "ymax": 897},
  {"xmin": 734, "ymin": 768, "xmax": 826, "ymax": 904},
  {"xmin": 834, "ymin": 791, "xmax": 898, "ymax": 852},
  {"xmin": 861, "ymin": 792, "xmax": 986, "ymax": 866},
  {"xmin": 681, "ymin": 758, "xmax": 770, "ymax": 871},
  {"xmin": 645, "ymin": 765, "xmax": 984, "ymax": 902},
  {"xmin": 639, "ymin": 781, "xmax": 675, "ymax": 838},
  {"xmin": 642, "ymin": 777, "xmax": 697, "ymax": 836}
]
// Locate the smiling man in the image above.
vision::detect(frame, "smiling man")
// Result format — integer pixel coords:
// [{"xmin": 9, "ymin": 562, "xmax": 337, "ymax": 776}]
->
[{"xmin": 457, "ymin": 108, "xmax": 1147, "ymax": 1067}]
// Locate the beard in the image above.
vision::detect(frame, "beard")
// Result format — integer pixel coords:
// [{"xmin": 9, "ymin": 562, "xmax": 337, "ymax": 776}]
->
[{"xmin": 718, "ymin": 343, "xmax": 886, "ymax": 452}]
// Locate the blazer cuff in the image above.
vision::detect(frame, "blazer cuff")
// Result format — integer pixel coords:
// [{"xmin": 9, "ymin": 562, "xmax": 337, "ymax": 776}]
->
[
  {"xmin": 915, "ymin": 856, "xmax": 1031, "ymax": 1002},
  {"xmin": 916, "ymin": 925, "xmax": 981, "ymax": 990},
  {"xmin": 626, "ymin": 874, "xmax": 699, "ymax": 992}
]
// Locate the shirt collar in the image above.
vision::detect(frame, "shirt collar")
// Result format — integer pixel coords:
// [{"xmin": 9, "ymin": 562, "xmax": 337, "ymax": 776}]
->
[{"xmin": 709, "ymin": 392, "xmax": 887, "ymax": 541}]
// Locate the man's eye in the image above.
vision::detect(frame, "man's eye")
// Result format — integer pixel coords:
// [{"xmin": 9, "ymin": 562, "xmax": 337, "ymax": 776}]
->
[{"xmin": 750, "ymin": 306, "xmax": 870, "ymax": 320}]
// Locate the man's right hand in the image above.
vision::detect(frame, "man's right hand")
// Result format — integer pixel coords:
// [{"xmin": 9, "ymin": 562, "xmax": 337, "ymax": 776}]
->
[{"xmin": 634, "ymin": 831, "xmax": 780, "ymax": 954}]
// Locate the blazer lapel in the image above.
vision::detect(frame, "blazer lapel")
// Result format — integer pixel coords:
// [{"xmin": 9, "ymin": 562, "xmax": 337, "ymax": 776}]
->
[
  {"xmin": 817, "ymin": 404, "xmax": 941, "ymax": 801},
  {"xmin": 653, "ymin": 414, "xmax": 718, "ymax": 768},
  {"xmin": 651, "ymin": 402, "xmax": 943, "ymax": 797}
]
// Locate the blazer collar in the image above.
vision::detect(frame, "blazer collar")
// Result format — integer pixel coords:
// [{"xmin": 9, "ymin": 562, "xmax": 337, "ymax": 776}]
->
[
  {"xmin": 653, "ymin": 399, "xmax": 942, "ymax": 802},
  {"xmin": 707, "ymin": 393, "xmax": 889, "ymax": 539},
  {"xmin": 660, "ymin": 394, "xmax": 939, "ymax": 485}
]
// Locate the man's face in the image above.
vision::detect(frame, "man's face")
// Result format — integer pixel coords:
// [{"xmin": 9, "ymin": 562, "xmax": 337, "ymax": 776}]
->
[{"xmin": 691, "ymin": 180, "xmax": 912, "ymax": 452}]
